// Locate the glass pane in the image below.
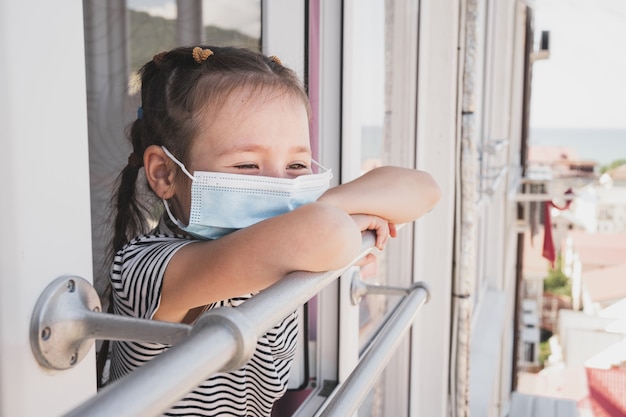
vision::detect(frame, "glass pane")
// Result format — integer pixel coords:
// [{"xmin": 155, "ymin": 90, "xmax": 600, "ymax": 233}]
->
[
  {"xmin": 202, "ymin": 0, "xmax": 261, "ymax": 50},
  {"xmin": 356, "ymin": 0, "xmax": 392, "ymax": 351},
  {"xmin": 127, "ymin": 0, "xmax": 178, "ymax": 76},
  {"xmin": 352, "ymin": 1, "xmax": 416, "ymax": 415},
  {"xmin": 126, "ymin": 0, "xmax": 262, "ymax": 90}
]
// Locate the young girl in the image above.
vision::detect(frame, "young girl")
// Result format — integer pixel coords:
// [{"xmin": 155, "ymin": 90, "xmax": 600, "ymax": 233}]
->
[{"xmin": 108, "ymin": 45, "xmax": 440, "ymax": 416}]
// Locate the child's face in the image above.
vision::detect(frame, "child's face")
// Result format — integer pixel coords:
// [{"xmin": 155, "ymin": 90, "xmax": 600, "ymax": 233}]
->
[{"xmin": 188, "ymin": 87, "xmax": 313, "ymax": 179}]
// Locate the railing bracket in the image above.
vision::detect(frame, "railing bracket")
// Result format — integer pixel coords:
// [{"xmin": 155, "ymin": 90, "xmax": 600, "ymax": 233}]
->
[
  {"xmin": 30, "ymin": 276, "xmax": 192, "ymax": 371},
  {"xmin": 30, "ymin": 276, "xmax": 101, "ymax": 370},
  {"xmin": 350, "ymin": 269, "xmax": 430, "ymax": 305}
]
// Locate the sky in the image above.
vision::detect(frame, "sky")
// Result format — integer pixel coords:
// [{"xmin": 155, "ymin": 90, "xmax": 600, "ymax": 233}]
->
[{"xmin": 530, "ymin": 0, "xmax": 626, "ymax": 129}]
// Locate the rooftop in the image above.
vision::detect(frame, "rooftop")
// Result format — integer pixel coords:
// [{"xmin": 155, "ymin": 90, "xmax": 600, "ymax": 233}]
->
[
  {"xmin": 582, "ymin": 264, "xmax": 626, "ymax": 302},
  {"xmin": 528, "ymin": 146, "xmax": 598, "ymax": 179},
  {"xmin": 606, "ymin": 164, "xmax": 626, "ymax": 181},
  {"xmin": 568, "ymin": 230, "xmax": 626, "ymax": 267},
  {"xmin": 528, "ymin": 146, "xmax": 581, "ymax": 165}
]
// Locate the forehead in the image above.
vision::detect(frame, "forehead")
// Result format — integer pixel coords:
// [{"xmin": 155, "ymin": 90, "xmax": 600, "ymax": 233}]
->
[
  {"xmin": 200, "ymin": 86, "xmax": 309, "ymax": 131},
  {"xmin": 191, "ymin": 86, "xmax": 311, "ymax": 156},
  {"xmin": 204, "ymin": 84, "xmax": 307, "ymax": 116}
]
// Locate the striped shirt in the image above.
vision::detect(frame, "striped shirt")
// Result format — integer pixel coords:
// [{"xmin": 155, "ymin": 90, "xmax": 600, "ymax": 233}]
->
[{"xmin": 109, "ymin": 220, "xmax": 299, "ymax": 416}]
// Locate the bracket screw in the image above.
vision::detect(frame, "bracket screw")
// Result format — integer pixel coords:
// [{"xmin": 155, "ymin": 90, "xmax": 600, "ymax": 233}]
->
[{"xmin": 41, "ymin": 327, "xmax": 51, "ymax": 341}]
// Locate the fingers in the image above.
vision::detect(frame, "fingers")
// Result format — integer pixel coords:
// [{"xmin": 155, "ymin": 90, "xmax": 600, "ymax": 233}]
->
[
  {"xmin": 389, "ymin": 223, "xmax": 397, "ymax": 238},
  {"xmin": 351, "ymin": 214, "xmax": 395, "ymax": 251},
  {"xmin": 374, "ymin": 222, "xmax": 389, "ymax": 250}
]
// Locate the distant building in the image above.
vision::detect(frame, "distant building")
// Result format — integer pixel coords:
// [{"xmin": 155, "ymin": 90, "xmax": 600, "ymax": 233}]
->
[
  {"xmin": 528, "ymin": 145, "xmax": 596, "ymax": 180},
  {"xmin": 518, "ymin": 147, "xmax": 626, "ymax": 416},
  {"xmin": 563, "ymin": 230, "xmax": 626, "ymax": 313},
  {"xmin": 596, "ymin": 165, "xmax": 626, "ymax": 233},
  {"xmin": 605, "ymin": 163, "xmax": 626, "ymax": 184}
]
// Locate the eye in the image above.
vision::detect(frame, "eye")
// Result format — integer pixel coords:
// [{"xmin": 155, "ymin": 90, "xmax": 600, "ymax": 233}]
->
[
  {"xmin": 287, "ymin": 162, "xmax": 310, "ymax": 171},
  {"xmin": 234, "ymin": 163, "xmax": 259, "ymax": 170}
]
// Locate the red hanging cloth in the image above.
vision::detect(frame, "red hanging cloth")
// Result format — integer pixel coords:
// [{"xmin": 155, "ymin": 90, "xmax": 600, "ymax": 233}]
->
[
  {"xmin": 542, "ymin": 189, "xmax": 574, "ymax": 268},
  {"xmin": 542, "ymin": 201, "xmax": 556, "ymax": 267}
]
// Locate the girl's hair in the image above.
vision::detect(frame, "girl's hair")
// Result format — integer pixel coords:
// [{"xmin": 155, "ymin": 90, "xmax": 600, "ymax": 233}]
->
[{"xmin": 111, "ymin": 46, "xmax": 309, "ymax": 254}]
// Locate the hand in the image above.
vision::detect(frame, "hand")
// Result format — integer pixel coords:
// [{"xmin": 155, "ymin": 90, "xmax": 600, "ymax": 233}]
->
[{"xmin": 350, "ymin": 214, "xmax": 397, "ymax": 251}]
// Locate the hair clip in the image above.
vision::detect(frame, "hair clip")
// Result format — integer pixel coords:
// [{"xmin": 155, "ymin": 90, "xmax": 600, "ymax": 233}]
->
[
  {"xmin": 136, "ymin": 106, "xmax": 143, "ymax": 120},
  {"xmin": 192, "ymin": 47, "xmax": 214, "ymax": 64},
  {"xmin": 269, "ymin": 55, "xmax": 282, "ymax": 66},
  {"xmin": 153, "ymin": 51, "xmax": 167, "ymax": 65}
]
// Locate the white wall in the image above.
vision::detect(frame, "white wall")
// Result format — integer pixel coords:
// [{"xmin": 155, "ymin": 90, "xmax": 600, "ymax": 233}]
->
[{"xmin": 0, "ymin": 1, "xmax": 96, "ymax": 416}]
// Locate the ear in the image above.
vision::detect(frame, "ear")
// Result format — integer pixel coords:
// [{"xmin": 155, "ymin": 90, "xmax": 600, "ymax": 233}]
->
[{"xmin": 144, "ymin": 145, "xmax": 178, "ymax": 199}]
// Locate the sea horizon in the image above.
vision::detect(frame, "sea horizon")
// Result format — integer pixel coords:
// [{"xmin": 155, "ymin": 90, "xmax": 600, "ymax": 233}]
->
[{"xmin": 529, "ymin": 127, "xmax": 626, "ymax": 167}]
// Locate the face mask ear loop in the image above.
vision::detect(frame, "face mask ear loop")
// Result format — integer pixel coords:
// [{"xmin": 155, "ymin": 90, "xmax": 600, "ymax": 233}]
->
[
  {"xmin": 161, "ymin": 146, "xmax": 195, "ymax": 180},
  {"xmin": 310, "ymin": 160, "xmax": 333, "ymax": 182},
  {"xmin": 311, "ymin": 159, "xmax": 329, "ymax": 174},
  {"xmin": 160, "ymin": 146, "xmax": 193, "ymax": 230},
  {"xmin": 162, "ymin": 199, "xmax": 188, "ymax": 229}
]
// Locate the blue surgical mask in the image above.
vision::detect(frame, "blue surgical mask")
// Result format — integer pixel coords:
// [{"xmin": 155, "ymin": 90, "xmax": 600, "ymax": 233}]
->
[{"xmin": 161, "ymin": 146, "xmax": 333, "ymax": 240}]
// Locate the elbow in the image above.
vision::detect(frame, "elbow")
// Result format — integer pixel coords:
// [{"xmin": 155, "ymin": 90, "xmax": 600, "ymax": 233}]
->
[
  {"xmin": 400, "ymin": 170, "xmax": 442, "ymax": 222},
  {"xmin": 423, "ymin": 172, "xmax": 442, "ymax": 210}
]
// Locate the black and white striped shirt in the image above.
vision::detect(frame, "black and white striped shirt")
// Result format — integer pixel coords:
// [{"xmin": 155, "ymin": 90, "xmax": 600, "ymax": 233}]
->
[{"xmin": 109, "ymin": 220, "xmax": 299, "ymax": 416}]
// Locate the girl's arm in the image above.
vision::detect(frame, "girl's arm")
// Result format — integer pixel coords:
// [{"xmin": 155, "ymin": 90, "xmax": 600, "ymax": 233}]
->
[
  {"xmin": 318, "ymin": 166, "xmax": 441, "ymax": 224},
  {"xmin": 155, "ymin": 167, "xmax": 439, "ymax": 323},
  {"xmin": 154, "ymin": 202, "xmax": 384, "ymax": 323}
]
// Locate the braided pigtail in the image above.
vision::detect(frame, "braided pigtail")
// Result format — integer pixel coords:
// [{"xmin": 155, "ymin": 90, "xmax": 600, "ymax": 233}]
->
[
  {"xmin": 111, "ymin": 120, "xmax": 150, "ymax": 252},
  {"xmin": 100, "ymin": 117, "xmax": 147, "ymax": 389},
  {"xmin": 101, "ymin": 55, "xmax": 173, "ymax": 388},
  {"xmin": 110, "ymin": 52, "xmax": 177, "ymax": 254}
]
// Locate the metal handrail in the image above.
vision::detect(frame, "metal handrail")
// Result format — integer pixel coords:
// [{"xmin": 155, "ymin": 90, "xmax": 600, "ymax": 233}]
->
[
  {"xmin": 63, "ymin": 232, "xmax": 380, "ymax": 417},
  {"xmin": 318, "ymin": 282, "xmax": 429, "ymax": 417},
  {"xmin": 33, "ymin": 227, "xmax": 431, "ymax": 417}
]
